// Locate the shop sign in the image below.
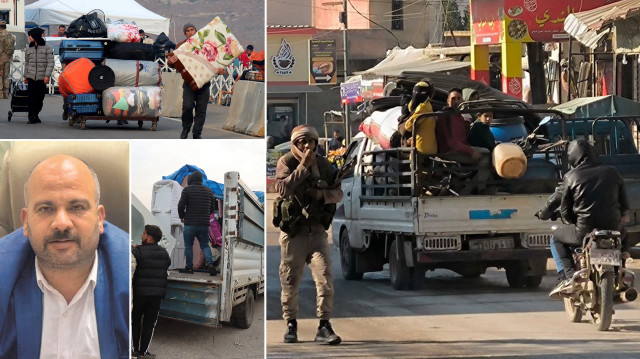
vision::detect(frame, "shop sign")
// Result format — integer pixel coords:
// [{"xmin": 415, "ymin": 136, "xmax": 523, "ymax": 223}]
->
[
  {"xmin": 309, "ymin": 39, "xmax": 337, "ymax": 85},
  {"xmin": 271, "ymin": 38, "xmax": 296, "ymax": 76}
]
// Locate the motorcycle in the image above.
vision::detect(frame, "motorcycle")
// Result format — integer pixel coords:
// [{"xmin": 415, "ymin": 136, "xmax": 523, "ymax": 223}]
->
[{"xmin": 551, "ymin": 226, "xmax": 637, "ymax": 331}]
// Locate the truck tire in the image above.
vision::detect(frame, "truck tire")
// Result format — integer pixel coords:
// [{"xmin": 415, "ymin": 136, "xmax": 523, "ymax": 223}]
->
[
  {"xmin": 340, "ymin": 230, "xmax": 363, "ymax": 280},
  {"xmin": 505, "ymin": 263, "xmax": 526, "ymax": 288},
  {"xmin": 524, "ymin": 275, "xmax": 543, "ymax": 288},
  {"xmin": 389, "ymin": 239, "xmax": 412, "ymax": 290},
  {"xmin": 232, "ymin": 288, "xmax": 254, "ymax": 329}
]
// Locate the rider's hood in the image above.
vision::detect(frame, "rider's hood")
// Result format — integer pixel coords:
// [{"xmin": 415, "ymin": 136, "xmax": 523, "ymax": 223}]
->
[
  {"xmin": 567, "ymin": 139, "xmax": 599, "ymax": 168},
  {"xmin": 187, "ymin": 171, "xmax": 203, "ymax": 185}
]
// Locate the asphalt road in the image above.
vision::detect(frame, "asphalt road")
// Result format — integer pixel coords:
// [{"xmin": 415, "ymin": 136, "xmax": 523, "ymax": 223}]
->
[
  {"xmin": 0, "ymin": 95, "xmax": 257, "ymax": 139},
  {"xmin": 265, "ymin": 194, "xmax": 640, "ymax": 359},
  {"xmin": 147, "ymin": 296, "xmax": 264, "ymax": 359}
]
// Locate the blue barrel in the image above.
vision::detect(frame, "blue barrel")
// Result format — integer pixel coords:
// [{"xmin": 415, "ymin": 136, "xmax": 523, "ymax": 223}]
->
[{"xmin": 490, "ymin": 116, "xmax": 528, "ymax": 142}]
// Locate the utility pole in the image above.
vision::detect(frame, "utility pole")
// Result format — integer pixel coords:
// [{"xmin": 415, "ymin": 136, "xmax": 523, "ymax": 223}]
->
[{"xmin": 341, "ymin": 0, "xmax": 350, "ymax": 142}]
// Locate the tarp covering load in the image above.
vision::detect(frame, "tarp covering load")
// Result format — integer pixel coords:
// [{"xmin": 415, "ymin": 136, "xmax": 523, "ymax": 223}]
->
[
  {"xmin": 106, "ymin": 19, "xmax": 142, "ymax": 43},
  {"xmin": 101, "ymin": 86, "xmax": 161, "ymax": 117},
  {"xmin": 103, "ymin": 59, "xmax": 160, "ymax": 87},
  {"xmin": 355, "ymin": 46, "xmax": 470, "ymax": 77},
  {"xmin": 162, "ymin": 165, "xmax": 264, "ymax": 202},
  {"xmin": 167, "ymin": 17, "xmax": 244, "ymax": 91},
  {"xmin": 552, "ymin": 95, "xmax": 640, "ymax": 117}
]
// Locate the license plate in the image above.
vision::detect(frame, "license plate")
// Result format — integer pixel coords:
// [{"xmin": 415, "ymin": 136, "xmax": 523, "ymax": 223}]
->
[
  {"xmin": 590, "ymin": 249, "xmax": 621, "ymax": 266},
  {"xmin": 469, "ymin": 237, "xmax": 514, "ymax": 250}
]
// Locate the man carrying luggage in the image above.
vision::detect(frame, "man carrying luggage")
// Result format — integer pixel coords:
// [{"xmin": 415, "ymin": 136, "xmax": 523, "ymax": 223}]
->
[{"xmin": 0, "ymin": 20, "xmax": 16, "ymax": 99}]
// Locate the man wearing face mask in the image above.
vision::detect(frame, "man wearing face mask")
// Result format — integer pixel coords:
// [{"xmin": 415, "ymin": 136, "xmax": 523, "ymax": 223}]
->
[{"xmin": 274, "ymin": 125, "xmax": 343, "ymax": 345}]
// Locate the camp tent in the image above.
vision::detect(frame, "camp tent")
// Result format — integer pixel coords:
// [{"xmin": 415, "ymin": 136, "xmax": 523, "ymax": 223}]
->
[{"xmin": 25, "ymin": 0, "xmax": 170, "ymax": 35}]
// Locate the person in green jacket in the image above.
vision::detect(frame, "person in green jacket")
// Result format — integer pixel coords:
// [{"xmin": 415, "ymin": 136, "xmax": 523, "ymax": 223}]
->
[{"xmin": 468, "ymin": 111, "xmax": 496, "ymax": 152}]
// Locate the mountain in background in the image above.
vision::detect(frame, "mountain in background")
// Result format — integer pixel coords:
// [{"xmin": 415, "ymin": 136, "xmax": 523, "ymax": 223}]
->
[{"xmin": 25, "ymin": 0, "xmax": 265, "ymax": 51}]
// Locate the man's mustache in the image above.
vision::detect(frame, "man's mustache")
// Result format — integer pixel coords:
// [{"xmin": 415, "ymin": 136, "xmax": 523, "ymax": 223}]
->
[{"xmin": 44, "ymin": 230, "xmax": 81, "ymax": 246}]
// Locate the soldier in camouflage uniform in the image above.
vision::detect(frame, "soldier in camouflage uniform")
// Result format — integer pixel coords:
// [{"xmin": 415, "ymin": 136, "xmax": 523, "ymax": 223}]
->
[
  {"xmin": 0, "ymin": 20, "xmax": 16, "ymax": 99},
  {"xmin": 275, "ymin": 125, "xmax": 343, "ymax": 345}
]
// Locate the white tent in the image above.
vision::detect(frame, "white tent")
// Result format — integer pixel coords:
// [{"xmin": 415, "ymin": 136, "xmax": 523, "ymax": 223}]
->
[{"xmin": 26, "ymin": 0, "xmax": 170, "ymax": 35}]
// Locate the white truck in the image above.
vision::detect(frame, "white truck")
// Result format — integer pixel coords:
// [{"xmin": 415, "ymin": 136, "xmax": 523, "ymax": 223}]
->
[
  {"xmin": 131, "ymin": 171, "xmax": 264, "ymax": 331},
  {"xmin": 332, "ymin": 114, "xmax": 566, "ymax": 290}
]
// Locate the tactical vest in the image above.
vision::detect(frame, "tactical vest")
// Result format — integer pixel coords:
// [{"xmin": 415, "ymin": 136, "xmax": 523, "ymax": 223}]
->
[{"xmin": 272, "ymin": 152, "xmax": 337, "ymax": 233}]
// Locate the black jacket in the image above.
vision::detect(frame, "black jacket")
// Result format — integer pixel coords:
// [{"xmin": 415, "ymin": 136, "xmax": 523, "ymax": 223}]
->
[
  {"xmin": 132, "ymin": 242, "xmax": 171, "ymax": 298},
  {"xmin": 178, "ymin": 171, "xmax": 217, "ymax": 226},
  {"xmin": 560, "ymin": 139, "xmax": 629, "ymax": 237},
  {"xmin": 467, "ymin": 121, "xmax": 496, "ymax": 151},
  {"xmin": 153, "ymin": 32, "xmax": 176, "ymax": 60}
]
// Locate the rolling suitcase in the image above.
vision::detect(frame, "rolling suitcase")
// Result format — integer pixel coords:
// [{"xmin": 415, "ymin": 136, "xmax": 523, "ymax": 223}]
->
[
  {"xmin": 8, "ymin": 82, "xmax": 28, "ymax": 122},
  {"xmin": 59, "ymin": 40, "xmax": 107, "ymax": 63},
  {"xmin": 67, "ymin": 93, "xmax": 103, "ymax": 116}
]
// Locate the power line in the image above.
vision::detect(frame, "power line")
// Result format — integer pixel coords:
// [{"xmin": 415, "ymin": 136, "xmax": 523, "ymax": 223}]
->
[{"xmin": 348, "ymin": 0, "xmax": 401, "ymax": 47}]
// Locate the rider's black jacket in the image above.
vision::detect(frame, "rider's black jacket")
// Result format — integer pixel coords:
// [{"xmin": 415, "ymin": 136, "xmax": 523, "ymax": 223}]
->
[{"xmin": 560, "ymin": 139, "xmax": 629, "ymax": 238}]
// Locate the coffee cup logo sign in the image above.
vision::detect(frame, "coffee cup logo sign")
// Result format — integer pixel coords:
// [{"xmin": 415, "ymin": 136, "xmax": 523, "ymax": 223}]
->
[{"xmin": 271, "ymin": 38, "xmax": 296, "ymax": 76}]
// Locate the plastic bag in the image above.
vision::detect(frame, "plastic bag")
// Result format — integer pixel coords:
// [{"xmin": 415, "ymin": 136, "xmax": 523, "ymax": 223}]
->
[{"xmin": 106, "ymin": 19, "xmax": 141, "ymax": 43}]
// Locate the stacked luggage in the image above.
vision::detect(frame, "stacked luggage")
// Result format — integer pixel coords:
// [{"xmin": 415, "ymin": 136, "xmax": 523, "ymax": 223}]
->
[{"xmin": 59, "ymin": 13, "xmax": 161, "ymax": 130}]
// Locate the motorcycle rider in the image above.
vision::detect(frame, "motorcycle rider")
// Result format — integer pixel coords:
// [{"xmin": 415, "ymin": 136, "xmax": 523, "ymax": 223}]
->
[{"xmin": 545, "ymin": 139, "xmax": 630, "ymax": 294}]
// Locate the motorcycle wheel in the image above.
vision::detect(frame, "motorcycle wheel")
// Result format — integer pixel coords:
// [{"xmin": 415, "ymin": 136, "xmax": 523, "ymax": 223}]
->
[
  {"xmin": 594, "ymin": 271, "xmax": 614, "ymax": 331},
  {"xmin": 563, "ymin": 297, "xmax": 582, "ymax": 322}
]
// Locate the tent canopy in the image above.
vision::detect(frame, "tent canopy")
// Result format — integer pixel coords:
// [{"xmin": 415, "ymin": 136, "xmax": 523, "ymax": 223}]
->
[
  {"xmin": 355, "ymin": 46, "xmax": 470, "ymax": 77},
  {"xmin": 26, "ymin": 0, "xmax": 170, "ymax": 35},
  {"xmin": 552, "ymin": 95, "xmax": 640, "ymax": 117}
]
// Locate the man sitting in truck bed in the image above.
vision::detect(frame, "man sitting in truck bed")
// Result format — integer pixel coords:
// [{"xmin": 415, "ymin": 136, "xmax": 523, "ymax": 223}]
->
[{"xmin": 435, "ymin": 88, "xmax": 492, "ymax": 195}]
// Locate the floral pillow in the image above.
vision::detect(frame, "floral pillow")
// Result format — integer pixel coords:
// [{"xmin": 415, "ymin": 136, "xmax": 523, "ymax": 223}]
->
[{"xmin": 169, "ymin": 17, "xmax": 244, "ymax": 91}]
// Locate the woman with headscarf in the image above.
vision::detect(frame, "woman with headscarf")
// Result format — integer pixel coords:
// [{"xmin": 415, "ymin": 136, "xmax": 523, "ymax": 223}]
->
[
  {"xmin": 402, "ymin": 81, "xmax": 437, "ymax": 155},
  {"xmin": 23, "ymin": 28, "xmax": 54, "ymax": 124}
]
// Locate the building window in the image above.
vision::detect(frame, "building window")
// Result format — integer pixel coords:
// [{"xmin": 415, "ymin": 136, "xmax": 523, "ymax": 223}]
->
[{"xmin": 392, "ymin": 0, "xmax": 403, "ymax": 30}]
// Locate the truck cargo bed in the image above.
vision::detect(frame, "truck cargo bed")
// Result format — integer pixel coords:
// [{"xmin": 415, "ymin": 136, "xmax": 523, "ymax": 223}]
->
[{"xmin": 167, "ymin": 269, "xmax": 223, "ymax": 285}]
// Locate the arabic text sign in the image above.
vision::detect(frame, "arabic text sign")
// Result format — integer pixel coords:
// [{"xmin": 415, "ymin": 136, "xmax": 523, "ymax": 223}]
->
[
  {"xmin": 470, "ymin": 0, "xmax": 504, "ymax": 45},
  {"xmin": 503, "ymin": 0, "xmax": 619, "ymax": 42},
  {"xmin": 340, "ymin": 81, "xmax": 362, "ymax": 104},
  {"xmin": 309, "ymin": 39, "xmax": 337, "ymax": 85}
]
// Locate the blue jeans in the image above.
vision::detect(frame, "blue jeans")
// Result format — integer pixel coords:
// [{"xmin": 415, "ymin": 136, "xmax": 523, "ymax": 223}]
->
[
  {"xmin": 550, "ymin": 236, "xmax": 563, "ymax": 274},
  {"xmin": 183, "ymin": 225, "xmax": 213, "ymax": 269}
]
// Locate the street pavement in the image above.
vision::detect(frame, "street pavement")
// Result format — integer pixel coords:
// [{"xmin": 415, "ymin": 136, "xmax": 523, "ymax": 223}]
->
[
  {"xmin": 265, "ymin": 194, "xmax": 640, "ymax": 359},
  {"xmin": 148, "ymin": 296, "xmax": 264, "ymax": 358},
  {"xmin": 0, "ymin": 95, "xmax": 257, "ymax": 139}
]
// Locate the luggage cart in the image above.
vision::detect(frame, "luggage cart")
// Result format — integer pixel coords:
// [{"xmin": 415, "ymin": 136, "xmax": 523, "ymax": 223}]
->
[
  {"xmin": 67, "ymin": 113, "xmax": 159, "ymax": 131},
  {"xmin": 7, "ymin": 81, "xmax": 28, "ymax": 122}
]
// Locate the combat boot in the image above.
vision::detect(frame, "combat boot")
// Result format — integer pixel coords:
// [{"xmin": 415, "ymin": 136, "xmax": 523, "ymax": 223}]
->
[
  {"xmin": 315, "ymin": 320, "xmax": 341, "ymax": 345},
  {"xmin": 284, "ymin": 319, "xmax": 298, "ymax": 343}
]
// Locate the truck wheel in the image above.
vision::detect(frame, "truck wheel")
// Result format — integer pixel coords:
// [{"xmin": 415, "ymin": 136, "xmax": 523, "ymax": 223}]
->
[
  {"xmin": 340, "ymin": 230, "xmax": 363, "ymax": 280},
  {"xmin": 232, "ymin": 288, "xmax": 254, "ymax": 329},
  {"xmin": 524, "ymin": 275, "xmax": 543, "ymax": 288},
  {"xmin": 389, "ymin": 239, "xmax": 412, "ymax": 290},
  {"xmin": 505, "ymin": 263, "xmax": 526, "ymax": 288}
]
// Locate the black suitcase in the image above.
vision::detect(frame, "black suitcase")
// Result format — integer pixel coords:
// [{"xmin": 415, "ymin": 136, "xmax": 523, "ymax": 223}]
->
[
  {"xmin": 107, "ymin": 42, "xmax": 155, "ymax": 61},
  {"xmin": 8, "ymin": 85, "xmax": 28, "ymax": 122}
]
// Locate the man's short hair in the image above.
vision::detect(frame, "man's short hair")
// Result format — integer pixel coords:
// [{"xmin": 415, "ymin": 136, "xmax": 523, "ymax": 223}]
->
[
  {"xmin": 139, "ymin": 29, "xmax": 145, "ymax": 34},
  {"xmin": 449, "ymin": 88, "xmax": 463, "ymax": 96},
  {"xmin": 247, "ymin": 44, "xmax": 254, "ymax": 50},
  {"xmin": 23, "ymin": 158, "xmax": 101, "ymax": 205},
  {"xmin": 59, "ymin": 25, "xmax": 65, "ymax": 29},
  {"xmin": 144, "ymin": 225, "xmax": 162, "ymax": 243}
]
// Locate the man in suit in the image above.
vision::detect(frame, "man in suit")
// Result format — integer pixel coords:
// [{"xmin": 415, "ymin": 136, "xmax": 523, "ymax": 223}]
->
[{"xmin": 0, "ymin": 155, "xmax": 129, "ymax": 358}]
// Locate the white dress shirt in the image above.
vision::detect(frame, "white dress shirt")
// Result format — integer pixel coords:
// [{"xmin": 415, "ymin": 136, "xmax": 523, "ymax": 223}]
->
[{"xmin": 36, "ymin": 251, "xmax": 101, "ymax": 359}]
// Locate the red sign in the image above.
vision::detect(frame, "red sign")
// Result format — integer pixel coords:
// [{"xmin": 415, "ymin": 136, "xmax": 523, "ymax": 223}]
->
[
  {"xmin": 503, "ymin": 0, "xmax": 620, "ymax": 42},
  {"xmin": 471, "ymin": 0, "xmax": 504, "ymax": 45}
]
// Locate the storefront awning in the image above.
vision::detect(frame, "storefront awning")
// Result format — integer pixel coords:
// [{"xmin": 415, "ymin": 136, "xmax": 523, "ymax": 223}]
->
[
  {"xmin": 552, "ymin": 95, "xmax": 640, "ymax": 117},
  {"xmin": 355, "ymin": 50, "xmax": 470, "ymax": 77},
  {"xmin": 564, "ymin": 0, "xmax": 640, "ymax": 50}
]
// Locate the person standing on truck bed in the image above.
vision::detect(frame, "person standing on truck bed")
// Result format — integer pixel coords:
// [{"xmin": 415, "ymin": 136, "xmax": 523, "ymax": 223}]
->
[
  {"xmin": 132, "ymin": 224, "xmax": 171, "ymax": 359},
  {"xmin": 177, "ymin": 170, "xmax": 217, "ymax": 275},
  {"xmin": 435, "ymin": 88, "xmax": 492, "ymax": 195},
  {"xmin": 275, "ymin": 125, "xmax": 343, "ymax": 345}
]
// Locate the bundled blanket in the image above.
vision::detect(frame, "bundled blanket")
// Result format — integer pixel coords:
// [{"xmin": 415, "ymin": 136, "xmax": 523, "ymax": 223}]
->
[
  {"xmin": 106, "ymin": 19, "xmax": 141, "ymax": 43},
  {"xmin": 168, "ymin": 17, "xmax": 244, "ymax": 91}
]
